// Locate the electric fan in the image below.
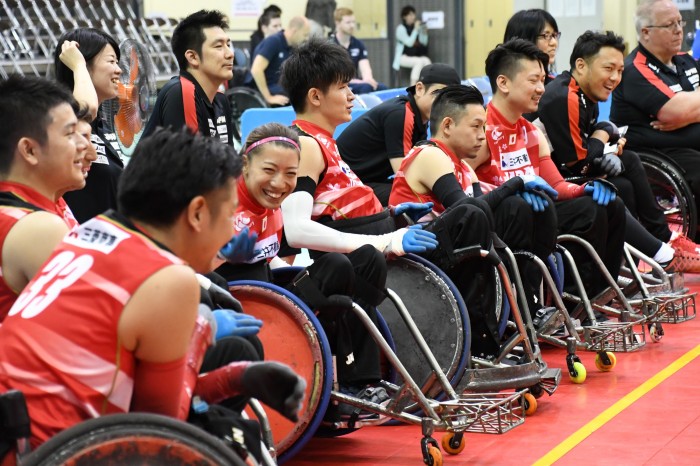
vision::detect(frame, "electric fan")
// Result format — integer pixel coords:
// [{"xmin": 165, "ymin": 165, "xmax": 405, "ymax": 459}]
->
[{"xmin": 101, "ymin": 38, "xmax": 157, "ymax": 160}]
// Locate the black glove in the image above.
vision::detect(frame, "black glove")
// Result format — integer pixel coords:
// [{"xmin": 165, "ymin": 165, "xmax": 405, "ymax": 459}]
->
[
  {"xmin": 242, "ymin": 361, "xmax": 306, "ymax": 422},
  {"xmin": 198, "ymin": 273, "xmax": 244, "ymax": 312},
  {"xmin": 593, "ymin": 121, "xmax": 620, "ymax": 145},
  {"xmin": 592, "ymin": 153, "xmax": 624, "ymax": 177}
]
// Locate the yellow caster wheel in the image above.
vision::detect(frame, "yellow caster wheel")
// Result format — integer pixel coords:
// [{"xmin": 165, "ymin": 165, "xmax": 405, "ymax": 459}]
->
[
  {"xmin": 441, "ymin": 433, "xmax": 465, "ymax": 455},
  {"xmin": 522, "ymin": 392, "xmax": 538, "ymax": 416},
  {"xmin": 595, "ymin": 352, "xmax": 617, "ymax": 372},
  {"xmin": 570, "ymin": 361, "xmax": 587, "ymax": 384}
]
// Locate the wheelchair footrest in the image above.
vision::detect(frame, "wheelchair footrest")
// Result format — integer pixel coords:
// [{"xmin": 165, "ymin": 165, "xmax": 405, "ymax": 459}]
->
[
  {"xmin": 582, "ymin": 319, "xmax": 646, "ymax": 352},
  {"xmin": 435, "ymin": 390, "xmax": 527, "ymax": 435},
  {"xmin": 652, "ymin": 292, "xmax": 697, "ymax": 323}
]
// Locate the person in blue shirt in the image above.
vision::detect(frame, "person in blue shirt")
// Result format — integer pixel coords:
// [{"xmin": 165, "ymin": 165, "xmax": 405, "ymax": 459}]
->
[
  {"xmin": 246, "ymin": 16, "xmax": 310, "ymax": 106},
  {"xmin": 330, "ymin": 7, "xmax": 387, "ymax": 95}
]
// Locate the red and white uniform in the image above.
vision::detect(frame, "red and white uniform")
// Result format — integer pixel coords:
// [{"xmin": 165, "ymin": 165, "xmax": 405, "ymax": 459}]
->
[
  {"xmin": 479, "ymin": 103, "xmax": 584, "ymax": 200},
  {"xmin": 235, "ymin": 177, "xmax": 284, "ymax": 264},
  {"xmin": 390, "ymin": 139, "xmax": 476, "ymax": 214},
  {"xmin": 0, "ymin": 212, "xmax": 182, "ymax": 446},
  {"xmin": 292, "ymin": 120, "xmax": 383, "ymax": 220},
  {"xmin": 0, "ymin": 183, "xmax": 78, "ymax": 321}
]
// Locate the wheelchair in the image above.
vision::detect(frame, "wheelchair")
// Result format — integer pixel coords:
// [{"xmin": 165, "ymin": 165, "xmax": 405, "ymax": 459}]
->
[
  {"xmin": 228, "ymin": 247, "xmax": 560, "ymax": 465},
  {"xmin": 639, "ymin": 151, "xmax": 697, "ymax": 240},
  {"xmin": 225, "ymin": 86, "xmax": 268, "ymax": 150},
  {"xmin": 0, "ymin": 390, "xmax": 248, "ymax": 466}
]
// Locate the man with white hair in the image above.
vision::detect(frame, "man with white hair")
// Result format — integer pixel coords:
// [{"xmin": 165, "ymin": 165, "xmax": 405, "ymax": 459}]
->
[{"xmin": 611, "ymin": 0, "xmax": 700, "ymax": 206}]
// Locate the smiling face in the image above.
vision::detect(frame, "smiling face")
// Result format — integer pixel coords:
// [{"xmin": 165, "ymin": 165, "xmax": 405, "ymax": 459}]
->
[
  {"xmin": 76, "ymin": 119, "xmax": 96, "ymax": 181},
  {"xmin": 88, "ymin": 44, "xmax": 121, "ymax": 104},
  {"xmin": 243, "ymin": 143, "xmax": 299, "ymax": 210},
  {"xmin": 196, "ymin": 26, "xmax": 234, "ymax": 84},
  {"xmin": 499, "ymin": 58, "xmax": 546, "ymax": 114},
  {"xmin": 187, "ymin": 178, "xmax": 238, "ymax": 273},
  {"xmin": 34, "ymin": 103, "xmax": 89, "ymax": 196},
  {"xmin": 575, "ymin": 46, "xmax": 624, "ymax": 103}
]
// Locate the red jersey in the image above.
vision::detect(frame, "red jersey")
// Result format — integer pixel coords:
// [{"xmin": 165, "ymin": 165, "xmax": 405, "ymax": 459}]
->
[
  {"xmin": 479, "ymin": 103, "xmax": 584, "ymax": 200},
  {"xmin": 478, "ymin": 103, "xmax": 540, "ymax": 185},
  {"xmin": 235, "ymin": 177, "xmax": 283, "ymax": 263},
  {"xmin": 390, "ymin": 139, "xmax": 475, "ymax": 214},
  {"xmin": 0, "ymin": 211, "xmax": 183, "ymax": 446},
  {"xmin": 0, "ymin": 184, "xmax": 78, "ymax": 321},
  {"xmin": 292, "ymin": 119, "xmax": 383, "ymax": 220}
]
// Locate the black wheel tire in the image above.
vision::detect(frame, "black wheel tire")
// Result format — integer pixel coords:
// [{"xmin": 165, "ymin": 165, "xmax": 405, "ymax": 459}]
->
[
  {"xmin": 640, "ymin": 151, "xmax": 697, "ymax": 240},
  {"xmin": 22, "ymin": 413, "xmax": 247, "ymax": 466},
  {"xmin": 225, "ymin": 86, "xmax": 268, "ymax": 147}
]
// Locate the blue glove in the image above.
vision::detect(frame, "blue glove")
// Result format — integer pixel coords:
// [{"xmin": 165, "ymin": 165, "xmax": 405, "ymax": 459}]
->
[
  {"xmin": 212, "ymin": 309, "xmax": 263, "ymax": 340},
  {"xmin": 584, "ymin": 180, "xmax": 617, "ymax": 206},
  {"xmin": 518, "ymin": 191, "xmax": 549, "ymax": 212},
  {"xmin": 218, "ymin": 226, "xmax": 259, "ymax": 263},
  {"xmin": 520, "ymin": 175, "xmax": 558, "ymax": 200},
  {"xmin": 393, "ymin": 202, "xmax": 434, "ymax": 223},
  {"xmin": 402, "ymin": 224, "xmax": 438, "ymax": 253}
]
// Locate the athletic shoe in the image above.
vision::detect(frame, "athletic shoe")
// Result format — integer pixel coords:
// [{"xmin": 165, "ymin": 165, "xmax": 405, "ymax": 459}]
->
[
  {"xmin": 336, "ymin": 385, "xmax": 389, "ymax": 421},
  {"xmin": 663, "ymin": 249, "xmax": 700, "ymax": 274},
  {"xmin": 669, "ymin": 233, "xmax": 700, "ymax": 255}
]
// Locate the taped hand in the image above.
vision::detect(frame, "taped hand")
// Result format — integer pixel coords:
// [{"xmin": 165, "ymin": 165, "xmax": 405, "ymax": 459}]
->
[
  {"xmin": 592, "ymin": 153, "xmax": 624, "ymax": 177},
  {"xmin": 519, "ymin": 175, "xmax": 558, "ymax": 200},
  {"xmin": 392, "ymin": 202, "xmax": 434, "ymax": 223},
  {"xmin": 584, "ymin": 179, "xmax": 617, "ymax": 206},
  {"xmin": 212, "ymin": 309, "xmax": 263, "ymax": 340},
  {"xmin": 242, "ymin": 361, "xmax": 306, "ymax": 422},
  {"xmin": 218, "ymin": 226, "xmax": 259, "ymax": 263}
]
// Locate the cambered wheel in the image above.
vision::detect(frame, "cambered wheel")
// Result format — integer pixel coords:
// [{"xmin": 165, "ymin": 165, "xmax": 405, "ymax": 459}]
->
[
  {"xmin": 22, "ymin": 413, "xmax": 247, "ymax": 466},
  {"xmin": 640, "ymin": 152, "xmax": 697, "ymax": 240},
  {"xmin": 440, "ymin": 432, "xmax": 466, "ymax": 455}
]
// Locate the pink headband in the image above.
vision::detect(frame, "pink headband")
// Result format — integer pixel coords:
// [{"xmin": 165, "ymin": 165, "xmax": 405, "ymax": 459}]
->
[{"xmin": 244, "ymin": 136, "xmax": 300, "ymax": 155}]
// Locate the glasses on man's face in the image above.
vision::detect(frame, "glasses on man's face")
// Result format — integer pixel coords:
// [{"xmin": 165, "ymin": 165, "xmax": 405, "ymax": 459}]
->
[
  {"xmin": 646, "ymin": 20, "xmax": 687, "ymax": 31},
  {"xmin": 537, "ymin": 31, "xmax": 562, "ymax": 42}
]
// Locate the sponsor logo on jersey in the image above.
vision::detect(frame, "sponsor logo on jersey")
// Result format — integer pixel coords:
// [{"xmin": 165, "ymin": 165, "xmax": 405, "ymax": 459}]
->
[
  {"xmin": 65, "ymin": 219, "xmax": 129, "ymax": 253},
  {"xmin": 234, "ymin": 212, "xmax": 253, "ymax": 232},
  {"xmin": 500, "ymin": 148, "xmax": 531, "ymax": 170}
]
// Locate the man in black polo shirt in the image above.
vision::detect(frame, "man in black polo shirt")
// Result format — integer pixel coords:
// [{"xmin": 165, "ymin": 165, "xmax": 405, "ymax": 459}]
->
[
  {"xmin": 144, "ymin": 10, "xmax": 234, "ymax": 145},
  {"xmin": 536, "ymin": 29, "xmax": 700, "ymax": 272},
  {"xmin": 336, "ymin": 63, "xmax": 461, "ymax": 205},
  {"xmin": 610, "ymin": 0, "xmax": 700, "ymax": 205},
  {"xmin": 330, "ymin": 7, "xmax": 387, "ymax": 95}
]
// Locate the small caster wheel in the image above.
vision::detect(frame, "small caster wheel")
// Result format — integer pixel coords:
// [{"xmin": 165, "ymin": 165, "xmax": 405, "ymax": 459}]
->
[
  {"xmin": 649, "ymin": 325, "xmax": 663, "ymax": 342},
  {"xmin": 522, "ymin": 392, "xmax": 538, "ymax": 416},
  {"xmin": 595, "ymin": 352, "xmax": 617, "ymax": 372},
  {"xmin": 426, "ymin": 445, "xmax": 443, "ymax": 466},
  {"xmin": 570, "ymin": 361, "xmax": 587, "ymax": 384},
  {"xmin": 441, "ymin": 432, "xmax": 465, "ymax": 455}
]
